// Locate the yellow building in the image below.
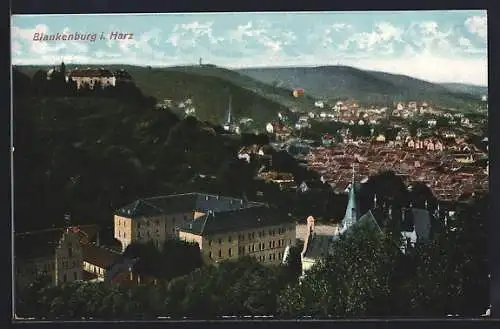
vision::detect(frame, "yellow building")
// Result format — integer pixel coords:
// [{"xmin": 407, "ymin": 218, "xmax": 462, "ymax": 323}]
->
[
  {"xmin": 114, "ymin": 193, "xmax": 264, "ymax": 252},
  {"xmin": 15, "ymin": 225, "xmax": 99, "ymax": 288},
  {"xmin": 178, "ymin": 206, "xmax": 296, "ymax": 266}
]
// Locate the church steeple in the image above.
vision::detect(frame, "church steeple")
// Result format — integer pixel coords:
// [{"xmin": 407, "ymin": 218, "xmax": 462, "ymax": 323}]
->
[{"xmin": 339, "ymin": 164, "xmax": 360, "ymax": 233}]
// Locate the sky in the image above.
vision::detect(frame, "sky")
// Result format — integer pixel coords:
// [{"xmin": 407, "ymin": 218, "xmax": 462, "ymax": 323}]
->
[{"xmin": 11, "ymin": 11, "xmax": 488, "ymax": 86}]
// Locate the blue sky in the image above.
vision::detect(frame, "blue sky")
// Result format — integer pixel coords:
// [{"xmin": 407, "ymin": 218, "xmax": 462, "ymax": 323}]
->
[{"xmin": 11, "ymin": 11, "xmax": 487, "ymax": 85}]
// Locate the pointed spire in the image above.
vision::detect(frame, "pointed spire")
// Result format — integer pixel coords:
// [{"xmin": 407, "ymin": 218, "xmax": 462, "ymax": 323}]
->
[
  {"xmin": 373, "ymin": 193, "xmax": 378, "ymax": 209},
  {"xmin": 351, "ymin": 163, "xmax": 355, "ymax": 185}
]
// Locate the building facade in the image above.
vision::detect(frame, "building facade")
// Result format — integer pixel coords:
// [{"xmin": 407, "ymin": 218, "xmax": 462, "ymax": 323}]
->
[
  {"xmin": 114, "ymin": 193, "xmax": 264, "ymax": 252},
  {"xmin": 66, "ymin": 68, "xmax": 116, "ymax": 89},
  {"xmin": 178, "ymin": 206, "xmax": 296, "ymax": 266},
  {"xmin": 113, "ymin": 193, "xmax": 296, "ymax": 266},
  {"xmin": 15, "ymin": 226, "xmax": 98, "ymax": 287}
]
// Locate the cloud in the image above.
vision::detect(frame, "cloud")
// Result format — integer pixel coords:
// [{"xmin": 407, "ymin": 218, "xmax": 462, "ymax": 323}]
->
[
  {"xmin": 465, "ymin": 15, "xmax": 487, "ymax": 40},
  {"xmin": 339, "ymin": 22, "xmax": 403, "ymax": 53},
  {"xmin": 11, "ymin": 24, "xmax": 91, "ymax": 58},
  {"xmin": 458, "ymin": 37, "xmax": 472, "ymax": 47},
  {"xmin": 168, "ymin": 21, "xmax": 223, "ymax": 49},
  {"xmin": 10, "ymin": 13, "xmax": 488, "ymax": 86}
]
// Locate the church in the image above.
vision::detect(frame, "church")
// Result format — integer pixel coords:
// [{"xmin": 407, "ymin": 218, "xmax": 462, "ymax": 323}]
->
[{"xmin": 300, "ymin": 168, "xmax": 436, "ymax": 276}]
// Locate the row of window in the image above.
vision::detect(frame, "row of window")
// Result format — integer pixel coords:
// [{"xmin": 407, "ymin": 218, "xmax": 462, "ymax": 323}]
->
[
  {"xmin": 208, "ymin": 227, "xmax": 291, "ymax": 246},
  {"xmin": 257, "ymin": 252, "xmax": 283, "ymax": 262},
  {"xmin": 59, "ymin": 259, "xmax": 80, "ymax": 270},
  {"xmin": 208, "ymin": 248, "xmax": 232, "ymax": 259},
  {"xmin": 241, "ymin": 239, "xmax": 290, "ymax": 253},
  {"xmin": 210, "ymin": 240, "xmax": 290, "ymax": 259},
  {"xmin": 134, "ymin": 215, "xmax": 190, "ymax": 229}
]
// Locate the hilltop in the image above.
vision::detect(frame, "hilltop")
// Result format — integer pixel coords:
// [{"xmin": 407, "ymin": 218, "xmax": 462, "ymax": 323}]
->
[
  {"xmin": 15, "ymin": 64, "xmax": 314, "ymax": 125},
  {"xmin": 237, "ymin": 66, "xmax": 486, "ymax": 110},
  {"xmin": 439, "ymin": 83, "xmax": 488, "ymax": 97}
]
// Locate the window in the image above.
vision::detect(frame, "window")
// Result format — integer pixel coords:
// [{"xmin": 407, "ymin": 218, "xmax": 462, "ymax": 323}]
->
[
  {"xmin": 228, "ymin": 236, "xmax": 232, "ymax": 243},
  {"xmin": 209, "ymin": 251, "xmax": 212, "ymax": 259},
  {"xmin": 228, "ymin": 248, "xmax": 232, "ymax": 257},
  {"xmin": 269, "ymin": 254, "xmax": 272, "ymax": 260},
  {"xmin": 124, "ymin": 232, "xmax": 127, "ymax": 238},
  {"xmin": 209, "ymin": 240, "xmax": 212, "ymax": 246},
  {"xmin": 218, "ymin": 238, "xmax": 222, "ymax": 244},
  {"xmin": 269, "ymin": 241, "xmax": 272, "ymax": 248},
  {"xmin": 218, "ymin": 249, "xmax": 222, "ymax": 258},
  {"xmin": 63, "ymin": 273, "xmax": 67, "ymax": 282},
  {"xmin": 279, "ymin": 253, "xmax": 282, "ymax": 260},
  {"xmin": 119, "ymin": 231, "xmax": 121, "ymax": 238},
  {"xmin": 252, "ymin": 244, "xmax": 255, "ymax": 252},
  {"xmin": 248, "ymin": 245, "xmax": 251, "ymax": 252},
  {"xmin": 272, "ymin": 241, "xmax": 275, "ymax": 248},
  {"xmin": 273, "ymin": 253, "xmax": 276, "ymax": 260}
]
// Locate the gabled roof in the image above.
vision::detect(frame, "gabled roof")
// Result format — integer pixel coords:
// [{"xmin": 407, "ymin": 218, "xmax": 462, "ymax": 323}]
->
[
  {"xmin": 115, "ymin": 193, "xmax": 264, "ymax": 219},
  {"xmin": 178, "ymin": 206, "xmax": 292, "ymax": 236},
  {"xmin": 83, "ymin": 243, "xmax": 121, "ymax": 270},
  {"xmin": 15, "ymin": 225, "xmax": 100, "ymax": 260}
]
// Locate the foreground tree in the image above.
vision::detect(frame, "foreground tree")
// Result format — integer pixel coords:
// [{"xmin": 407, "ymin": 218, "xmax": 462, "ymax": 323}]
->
[{"xmin": 278, "ymin": 220, "xmax": 400, "ymax": 317}]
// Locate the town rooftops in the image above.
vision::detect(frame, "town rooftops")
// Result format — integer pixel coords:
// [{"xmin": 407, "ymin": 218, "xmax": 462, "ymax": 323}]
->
[
  {"xmin": 115, "ymin": 193, "xmax": 264, "ymax": 219},
  {"xmin": 178, "ymin": 205, "xmax": 292, "ymax": 236},
  {"xmin": 15, "ymin": 225, "xmax": 100, "ymax": 260}
]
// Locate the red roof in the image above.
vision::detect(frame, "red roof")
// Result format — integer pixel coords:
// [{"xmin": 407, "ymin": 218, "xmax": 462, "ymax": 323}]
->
[{"xmin": 69, "ymin": 69, "xmax": 114, "ymax": 78}]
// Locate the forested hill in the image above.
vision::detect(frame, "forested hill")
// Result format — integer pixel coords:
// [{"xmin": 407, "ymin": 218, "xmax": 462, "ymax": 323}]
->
[
  {"xmin": 15, "ymin": 64, "xmax": 308, "ymax": 126},
  {"xmin": 237, "ymin": 65, "xmax": 485, "ymax": 110},
  {"xmin": 12, "ymin": 68, "xmax": 256, "ymax": 234}
]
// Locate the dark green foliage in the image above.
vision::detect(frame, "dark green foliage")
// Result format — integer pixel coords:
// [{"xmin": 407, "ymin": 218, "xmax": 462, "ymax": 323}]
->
[{"xmin": 123, "ymin": 239, "xmax": 203, "ymax": 280}]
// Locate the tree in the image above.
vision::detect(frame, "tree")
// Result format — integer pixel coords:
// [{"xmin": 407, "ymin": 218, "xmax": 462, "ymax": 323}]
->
[{"xmin": 278, "ymin": 220, "xmax": 398, "ymax": 317}]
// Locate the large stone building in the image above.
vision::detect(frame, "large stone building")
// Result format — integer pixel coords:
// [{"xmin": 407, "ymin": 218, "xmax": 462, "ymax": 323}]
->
[
  {"xmin": 65, "ymin": 67, "xmax": 133, "ymax": 90},
  {"xmin": 114, "ymin": 193, "xmax": 264, "ymax": 252},
  {"xmin": 114, "ymin": 192, "xmax": 296, "ymax": 265},
  {"xmin": 15, "ymin": 225, "xmax": 99, "ymax": 288},
  {"xmin": 178, "ymin": 205, "xmax": 296, "ymax": 265},
  {"xmin": 66, "ymin": 68, "xmax": 116, "ymax": 89}
]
